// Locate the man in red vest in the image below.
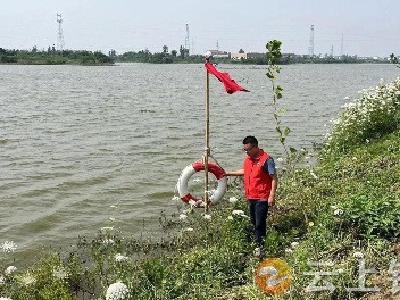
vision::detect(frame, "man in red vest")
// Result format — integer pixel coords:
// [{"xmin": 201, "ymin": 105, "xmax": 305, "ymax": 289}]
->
[{"xmin": 227, "ymin": 135, "xmax": 278, "ymax": 257}]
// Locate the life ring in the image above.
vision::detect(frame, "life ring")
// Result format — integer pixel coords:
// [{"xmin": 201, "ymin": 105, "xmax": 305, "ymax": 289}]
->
[{"xmin": 176, "ymin": 161, "xmax": 227, "ymax": 204}]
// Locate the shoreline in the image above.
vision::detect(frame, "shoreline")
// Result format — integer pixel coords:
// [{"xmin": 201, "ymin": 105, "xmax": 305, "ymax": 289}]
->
[
  {"xmin": 0, "ymin": 61, "xmax": 391, "ymax": 66},
  {"xmin": 1, "ymin": 77, "xmax": 399, "ymax": 299}
]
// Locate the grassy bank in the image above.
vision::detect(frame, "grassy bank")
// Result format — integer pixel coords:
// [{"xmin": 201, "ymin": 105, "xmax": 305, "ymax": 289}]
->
[{"xmin": 0, "ymin": 78, "xmax": 399, "ymax": 299}]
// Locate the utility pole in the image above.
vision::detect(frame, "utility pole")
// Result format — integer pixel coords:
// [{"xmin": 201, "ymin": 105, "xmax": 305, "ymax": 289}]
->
[
  {"xmin": 184, "ymin": 23, "xmax": 190, "ymax": 56},
  {"xmin": 308, "ymin": 25, "xmax": 315, "ymax": 57},
  {"xmin": 56, "ymin": 13, "xmax": 65, "ymax": 51},
  {"xmin": 340, "ymin": 33, "xmax": 344, "ymax": 56}
]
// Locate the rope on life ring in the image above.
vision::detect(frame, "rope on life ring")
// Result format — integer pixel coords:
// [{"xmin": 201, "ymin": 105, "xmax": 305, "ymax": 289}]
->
[{"xmin": 176, "ymin": 160, "xmax": 227, "ymax": 205}]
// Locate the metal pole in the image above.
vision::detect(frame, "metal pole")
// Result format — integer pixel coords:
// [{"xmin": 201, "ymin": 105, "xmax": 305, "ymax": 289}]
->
[{"xmin": 204, "ymin": 59, "xmax": 210, "ymax": 212}]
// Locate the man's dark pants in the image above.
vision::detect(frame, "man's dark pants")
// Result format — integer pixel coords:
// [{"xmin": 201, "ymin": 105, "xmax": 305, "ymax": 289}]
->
[{"xmin": 249, "ymin": 200, "xmax": 268, "ymax": 247}]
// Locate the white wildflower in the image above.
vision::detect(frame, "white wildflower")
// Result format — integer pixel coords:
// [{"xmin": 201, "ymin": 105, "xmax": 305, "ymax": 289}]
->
[
  {"xmin": 20, "ymin": 273, "xmax": 35, "ymax": 285},
  {"xmin": 334, "ymin": 209, "xmax": 343, "ymax": 216},
  {"xmin": 106, "ymin": 282, "xmax": 130, "ymax": 300},
  {"xmin": 109, "ymin": 217, "xmax": 116, "ymax": 221},
  {"xmin": 5, "ymin": 266, "xmax": 17, "ymax": 275},
  {"xmin": 228, "ymin": 197, "xmax": 238, "ymax": 203},
  {"xmin": 290, "ymin": 241, "xmax": 299, "ymax": 248},
  {"xmin": 183, "ymin": 227, "xmax": 194, "ymax": 232},
  {"xmin": 309, "ymin": 170, "xmax": 318, "ymax": 179},
  {"xmin": 352, "ymin": 157, "xmax": 357, "ymax": 160},
  {"xmin": 179, "ymin": 214, "xmax": 187, "ymax": 220},
  {"xmin": 253, "ymin": 247, "xmax": 262, "ymax": 257},
  {"xmin": 203, "ymin": 214, "xmax": 211, "ymax": 220},
  {"xmin": 103, "ymin": 239, "xmax": 115, "ymax": 245},
  {"xmin": 1, "ymin": 241, "xmax": 18, "ymax": 253},
  {"xmin": 323, "ymin": 260, "xmax": 335, "ymax": 267},
  {"xmin": 277, "ymin": 157, "xmax": 284, "ymax": 162},
  {"xmin": 285, "ymin": 248, "xmax": 293, "ymax": 254},
  {"xmin": 182, "ymin": 208, "xmax": 191, "ymax": 214},
  {"xmin": 352, "ymin": 251, "xmax": 364, "ymax": 259},
  {"xmin": 172, "ymin": 196, "xmax": 181, "ymax": 201},
  {"xmin": 52, "ymin": 266, "xmax": 68, "ymax": 280},
  {"xmin": 115, "ymin": 253, "xmax": 129, "ymax": 262},
  {"xmin": 0, "ymin": 297, "xmax": 13, "ymax": 300},
  {"xmin": 232, "ymin": 210, "xmax": 245, "ymax": 216},
  {"xmin": 101, "ymin": 226, "xmax": 114, "ymax": 232},
  {"xmin": 0, "ymin": 276, "xmax": 5, "ymax": 285},
  {"xmin": 227, "ymin": 216, "xmax": 233, "ymax": 220},
  {"xmin": 308, "ymin": 222, "xmax": 314, "ymax": 227}
]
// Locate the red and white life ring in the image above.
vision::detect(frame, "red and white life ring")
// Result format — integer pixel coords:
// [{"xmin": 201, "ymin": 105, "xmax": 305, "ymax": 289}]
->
[{"xmin": 176, "ymin": 161, "xmax": 227, "ymax": 204}]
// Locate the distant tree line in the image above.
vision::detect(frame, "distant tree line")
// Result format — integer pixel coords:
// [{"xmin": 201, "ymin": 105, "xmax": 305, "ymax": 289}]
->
[
  {"xmin": 117, "ymin": 49, "xmax": 203, "ymax": 64},
  {"xmin": 0, "ymin": 46, "xmax": 392, "ymax": 66},
  {"xmin": 0, "ymin": 48, "xmax": 114, "ymax": 65},
  {"xmin": 116, "ymin": 46, "xmax": 391, "ymax": 65},
  {"xmin": 213, "ymin": 55, "xmax": 390, "ymax": 65}
]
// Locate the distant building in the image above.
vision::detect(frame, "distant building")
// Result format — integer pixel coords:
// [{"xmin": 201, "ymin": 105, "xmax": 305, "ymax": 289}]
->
[
  {"xmin": 180, "ymin": 45, "xmax": 190, "ymax": 58},
  {"xmin": 210, "ymin": 50, "xmax": 296, "ymax": 61},
  {"xmin": 247, "ymin": 52, "xmax": 265, "ymax": 59},
  {"xmin": 208, "ymin": 49, "xmax": 230, "ymax": 58},
  {"xmin": 282, "ymin": 52, "xmax": 295, "ymax": 59},
  {"xmin": 183, "ymin": 48, "xmax": 190, "ymax": 58},
  {"xmin": 108, "ymin": 49, "xmax": 116, "ymax": 58},
  {"xmin": 231, "ymin": 52, "xmax": 247, "ymax": 60}
]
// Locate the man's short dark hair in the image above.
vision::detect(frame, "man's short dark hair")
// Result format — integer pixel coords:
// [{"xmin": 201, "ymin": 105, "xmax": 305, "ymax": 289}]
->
[{"xmin": 243, "ymin": 135, "xmax": 258, "ymax": 147}]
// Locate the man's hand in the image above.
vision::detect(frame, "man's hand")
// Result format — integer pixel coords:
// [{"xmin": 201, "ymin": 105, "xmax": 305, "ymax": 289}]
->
[
  {"xmin": 226, "ymin": 169, "xmax": 244, "ymax": 176},
  {"xmin": 268, "ymin": 174, "xmax": 278, "ymax": 208},
  {"xmin": 268, "ymin": 196, "xmax": 275, "ymax": 207}
]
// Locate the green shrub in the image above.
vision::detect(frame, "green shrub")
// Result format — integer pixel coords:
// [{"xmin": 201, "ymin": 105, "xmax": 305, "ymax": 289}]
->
[{"xmin": 326, "ymin": 78, "xmax": 400, "ymax": 153}]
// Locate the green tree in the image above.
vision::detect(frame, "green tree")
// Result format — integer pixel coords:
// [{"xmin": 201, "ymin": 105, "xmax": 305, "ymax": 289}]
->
[{"xmin": 390, "ymin": 52, "xmax": 399, "ymax": 65}]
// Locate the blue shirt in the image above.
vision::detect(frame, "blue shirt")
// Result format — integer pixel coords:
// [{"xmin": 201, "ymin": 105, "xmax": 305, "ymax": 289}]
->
[{"xmin": 263, "ymin": 157, "xmax": 276, "ymax": 176}]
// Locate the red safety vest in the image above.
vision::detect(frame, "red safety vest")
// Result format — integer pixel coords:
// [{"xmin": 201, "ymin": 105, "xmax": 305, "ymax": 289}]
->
[{"xmin": 243, "ymin": 149, "xmax": 273, "ymax": 200}]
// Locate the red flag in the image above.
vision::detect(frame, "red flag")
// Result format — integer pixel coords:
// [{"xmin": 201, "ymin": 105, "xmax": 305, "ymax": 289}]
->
[{"xmin": 205, "ymin": 63, "xmax": 249, "ymax": 94}]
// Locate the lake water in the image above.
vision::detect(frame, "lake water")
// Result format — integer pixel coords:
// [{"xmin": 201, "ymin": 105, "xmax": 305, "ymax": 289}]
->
[{"xmin": 0, "ymin": 63, "xmax": 398, "ymax": 256}]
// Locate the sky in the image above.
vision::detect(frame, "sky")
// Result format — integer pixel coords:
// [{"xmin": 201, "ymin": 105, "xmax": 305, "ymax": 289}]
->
[{"xmin": 0, "ymin": 0, "xmax": 399, "ymax": 57}]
